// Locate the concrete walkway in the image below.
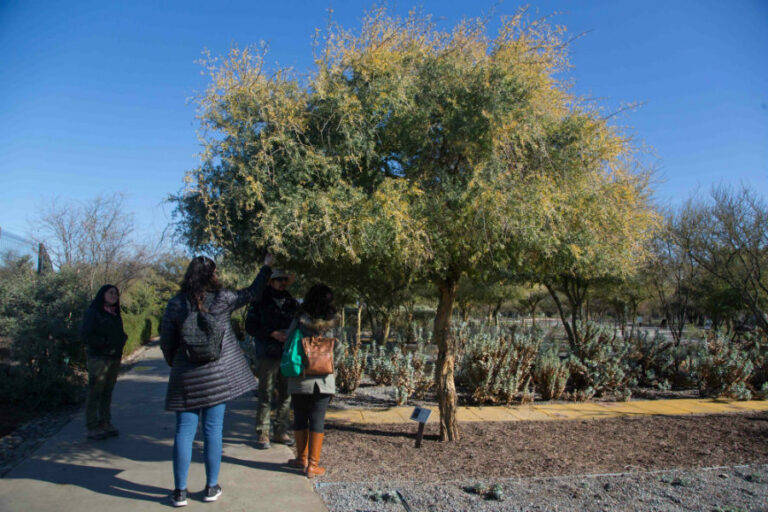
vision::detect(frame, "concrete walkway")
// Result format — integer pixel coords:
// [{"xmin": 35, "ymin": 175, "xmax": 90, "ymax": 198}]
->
[
  {"xmin": 0, "ymin": 345, "xmax": 328, "ymax": 512},
  {"xmin": 327, "ymin": 398, "xmax": 768, "ymax": 424}
]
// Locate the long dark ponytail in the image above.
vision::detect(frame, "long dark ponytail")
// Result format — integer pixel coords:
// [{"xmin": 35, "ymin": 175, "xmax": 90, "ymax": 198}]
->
[{"xmin": 180, "ymin": 256, "xmax": 221, "ymax": 311}]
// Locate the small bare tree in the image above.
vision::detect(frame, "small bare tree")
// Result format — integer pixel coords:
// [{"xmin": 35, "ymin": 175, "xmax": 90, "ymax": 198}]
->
[
  {"xmin": 676, "ymin": 185, "xmax": 768, "ymax": 336},
  {"xmin": 32, "ymin": 194, "xmax": 149, "ymax": 291},
  {"xmin": 514, "ymin": 286, "xmax": 549, "ymax": 327},
  {"xmin": 648, "ymin": 212, "xmax": 699, "ymax": 346}
]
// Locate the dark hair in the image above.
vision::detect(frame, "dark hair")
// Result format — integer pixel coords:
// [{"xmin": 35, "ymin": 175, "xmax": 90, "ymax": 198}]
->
[
  {"xmin": 301, "ymin": 284, "xmax": 336, "ymax": 321},
  {"xmin": 89, "ymin": 284, "xmax": 121, "ymax": 316},
  {"xmin": 181, "ymin": 256, "xmax": 222, "ymax": 311}
]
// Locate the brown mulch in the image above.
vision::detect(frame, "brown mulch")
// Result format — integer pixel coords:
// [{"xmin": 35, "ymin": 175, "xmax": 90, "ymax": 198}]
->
[{"xmin": 321, "ymin": 412, "xmax": 768, "ymax": 482}]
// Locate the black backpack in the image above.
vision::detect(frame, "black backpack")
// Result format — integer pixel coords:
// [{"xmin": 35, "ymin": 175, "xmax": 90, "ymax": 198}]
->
[{"xmin": 181, "ymin": 297, "xmax": 225, "ymax": 363}]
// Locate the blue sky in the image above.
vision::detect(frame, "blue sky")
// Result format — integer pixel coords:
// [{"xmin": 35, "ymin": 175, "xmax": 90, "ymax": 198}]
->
[{"xmin": 1, "ymin": 0, "xmax": 766, "ymax": 245}]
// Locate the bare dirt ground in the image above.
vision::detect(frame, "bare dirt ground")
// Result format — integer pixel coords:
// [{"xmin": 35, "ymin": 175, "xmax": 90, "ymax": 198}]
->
[
  {"xmin": 320, "ymin": 413, "xmax": 768, "ymax": 483},
  {"xmin": 317, "ymin": 412, "xmax": 768, "ymax": 511}
]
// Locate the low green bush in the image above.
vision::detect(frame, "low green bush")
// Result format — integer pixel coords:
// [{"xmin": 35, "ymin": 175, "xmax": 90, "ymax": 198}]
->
[
  {"xmin": 366, "ymin": 336, "xmax": 433, "ymax": 405},
  {"xmin": 122, "ymin": 313, "xmax": 158, "ymax": 354},
  {"xmin": 567, "ymin": 323, "xmax": 635, "ymax": 401},
  {"xmin": 627, "ymin": 330, "xmax": 675, "ymax": 390},
  {"xmin": 534, "ymin": 345, "xmax": 569, "ymax": 400},
  {"xmin": 744, "ymin": 332, "xmax": 768, "ymax": 399},
  {"xmin": 335, "ymin": 328, "xmax": 368, "ymax": 394},
  {"xmin": 368, "ymin": 343, "xmax": 395, "ymax": 386},
  {"xmin": 0, "ymin": 253, "xmax": 37, "ymax": 337},
  {"xmin": 5, "ymin": 268, "xmax": 90, "ymax": 408},
  {"xmin": 120, "ymin": 281, "xmax": 164, "ymax": 354},
  {"xmin": 457, "ymin": 326, "xmax": 541, "ymax": 404},
  {"xmin": 696, "ymin": 331, "xmax": 768, "ymax": 400}
]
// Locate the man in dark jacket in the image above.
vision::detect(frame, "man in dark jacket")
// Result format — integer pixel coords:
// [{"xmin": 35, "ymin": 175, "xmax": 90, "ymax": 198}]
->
[{"xmin": 245, "ymin": 269, "xmax": 298, "ymax": 449}]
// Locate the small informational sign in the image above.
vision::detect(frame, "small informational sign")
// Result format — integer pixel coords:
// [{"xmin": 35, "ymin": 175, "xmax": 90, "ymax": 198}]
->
[
  {"xmin": 410, "ymin": 407, "xmax": 432, "ymax": 448},
  {"xmin": 409, "ymin": 407, "xmax": 432, "ymax": 423}
]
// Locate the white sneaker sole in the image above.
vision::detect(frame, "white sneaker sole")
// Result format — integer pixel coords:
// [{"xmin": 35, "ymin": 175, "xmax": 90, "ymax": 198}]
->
[
  {"xmin": 171, "ymin": 498, "xmax": 187, "ymax": 507},
  {"xmin": 203, "ymin": 489, "xmax": 222, "ymax": 502}
]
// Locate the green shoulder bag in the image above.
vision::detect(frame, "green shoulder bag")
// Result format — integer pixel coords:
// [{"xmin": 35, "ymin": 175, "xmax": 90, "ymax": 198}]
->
[{"xmin": 280, "ymin": 328, "xmax": 304, "ymax": 377}]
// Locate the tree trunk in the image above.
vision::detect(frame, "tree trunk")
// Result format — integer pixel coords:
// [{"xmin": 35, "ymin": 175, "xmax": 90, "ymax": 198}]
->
[
  {"xmin": 382, "ymin": 315, "xmax": 391, "ymax": 345},
  {"xmin": 492, "ymin": 298, "xmax": 503, "ymax": 327},
  {"xmin": 340, "ymin": 306, "xmax": 346, "ymax": 329},
  {"xmin": 617, "ymin": 304, "xmax": 627, "ymax": 338},
  {"xmin": 544, "ymin": 282, "xmax": 576, "ymax": 349},
  {"xmin": 629, "ymin": 303, "xmax": 638, "ymax": 339},
  {"xmin": 562, "ymin": 276, "xmax": 588, "ymax": 350},
  {"xmin": 356, "ymin": 303, "xmax": 363, "ymax": 345},
  {"xmin": 570, "ymin": 306, "xmax": 581, "ymax": 344},
  {"xmin": 366, "ymin": 306, "xmax": 377, "ymax": 343},
  {"xmin": 433, "ymin": 277, "xmax": 460, "ymax": 442}
]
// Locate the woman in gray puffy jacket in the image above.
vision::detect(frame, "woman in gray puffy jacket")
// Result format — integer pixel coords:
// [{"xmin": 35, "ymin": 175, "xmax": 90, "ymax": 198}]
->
[{"xmin": 160, "ymin": 254, "xmax": 273, "ymax": 507}]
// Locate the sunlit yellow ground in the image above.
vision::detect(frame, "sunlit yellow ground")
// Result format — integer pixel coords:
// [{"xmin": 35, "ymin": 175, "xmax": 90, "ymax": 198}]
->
[{"xmin": 325, "ymin": 398, "xmax": 768, "ymax": 424}]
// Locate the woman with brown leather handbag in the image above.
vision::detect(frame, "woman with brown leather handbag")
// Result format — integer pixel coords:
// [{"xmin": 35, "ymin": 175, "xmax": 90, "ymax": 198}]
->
[{"xmin": 283, "ymin": 283, "xmax": 337, "ymax": 478}]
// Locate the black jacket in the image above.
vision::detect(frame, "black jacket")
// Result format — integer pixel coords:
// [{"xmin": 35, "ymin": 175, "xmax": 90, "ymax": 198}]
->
[
  {"xmin": 81, "ymin": 307, "xmax": 127, "ymax": 359},
  {"xmin": 160, "ymin": 265, "xmax": 271, "ymax": 411},
  {"xmin": 245, "ymin": 286, "xmax": 298, "ymax": 359}
]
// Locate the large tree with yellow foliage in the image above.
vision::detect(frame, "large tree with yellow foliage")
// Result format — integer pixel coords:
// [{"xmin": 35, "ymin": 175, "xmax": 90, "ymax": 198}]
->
[{"xmin": 175, "ymin": 7, "xmax": 656, "ymax": 441}]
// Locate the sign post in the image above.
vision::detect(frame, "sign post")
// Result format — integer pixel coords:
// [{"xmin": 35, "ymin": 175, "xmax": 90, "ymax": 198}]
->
[{"xmin": 409, "ymin": 407, "xmax": 432, "ymax": 448}]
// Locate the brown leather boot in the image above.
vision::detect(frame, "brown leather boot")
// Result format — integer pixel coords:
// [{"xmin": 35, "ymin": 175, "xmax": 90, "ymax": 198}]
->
[
  {"xmin": 305, "ymin": 432, "xmax": 326, "ymax": 478},
  {"xmin": 287, "ymin": 429, "xmax": 309, "ymax": 469}
]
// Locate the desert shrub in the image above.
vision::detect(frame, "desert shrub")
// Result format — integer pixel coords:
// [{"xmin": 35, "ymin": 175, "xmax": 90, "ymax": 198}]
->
[
  {"xmin": 743, "ymin": 332, "xmax": 768, "ymax": 399},
  {"xmin": 566, "ymin": 323, "xmax": 635, "ymax": 401},
  {"xmin": 458, "ymin": 326, "xmax": 542, "ymax": 404},
  {"xmin": 5, "ymin": 268, "xmax": 90, "ymax": 408},
  {"xmin": 697, "ymin": 331, "xmax": 768, "ymax": 400},
  {"xmin": 670, "ymin": 341, "xmax": 706, "ymax": 388},
  {"xmin": 365, "ymin": 336, "xmax": 433, "ymax": 405},
  {"xmin": 627, "ymin": 330, "xmax": 675, "ymax": 390},
  {"xmin": 409, "ymin": 338, "xmax": 435, "ymax": 399},
  {"xmin": 395, "ymin": 339, "xmax": 433, "ymax": 404},
  {"xmin": 391, "ymin": 353, "xmax": 418, "ymax": 405},
  {"xmin": 335, "ymin": 328, "xmax": 368, "ymax": 393},
  {"xmin": 368, "ymin": 343, "xmax": 395, "ymax": 386},
  {"xmin": 534, "ymin": 345, "xmax": 569, "ymax": 400}
]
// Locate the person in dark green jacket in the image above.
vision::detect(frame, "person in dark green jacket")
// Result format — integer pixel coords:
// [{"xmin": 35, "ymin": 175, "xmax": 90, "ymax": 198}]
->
[{"xmin": 80, "ymin": 284, "xmax": 127, "ymax": 440}]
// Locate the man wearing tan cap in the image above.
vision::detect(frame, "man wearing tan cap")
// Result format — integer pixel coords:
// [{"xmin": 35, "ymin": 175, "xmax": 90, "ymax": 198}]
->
[{"xmin": 245, "ymin": 269, "xmax": 298, "ymax": 449}]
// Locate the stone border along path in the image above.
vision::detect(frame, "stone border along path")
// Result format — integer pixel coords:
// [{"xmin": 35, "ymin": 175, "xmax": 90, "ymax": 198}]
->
[{"xmin": 326, "ymin": 397, "xmax": 768, "ymax": 424}]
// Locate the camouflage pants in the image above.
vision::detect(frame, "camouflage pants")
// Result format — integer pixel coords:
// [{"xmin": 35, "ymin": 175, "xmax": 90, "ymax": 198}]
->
[
  {"xmin": 85, "ymin": 356, "xmax": 121, "ymax": 430},
  {"xmin": 255, "ymin": 357, "xmax": 291, "ymax": 435}
]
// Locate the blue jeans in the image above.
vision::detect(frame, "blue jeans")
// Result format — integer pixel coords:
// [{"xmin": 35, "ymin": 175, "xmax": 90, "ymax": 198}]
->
[{"xmin": 173, "ymin": 403, "xmax": 226, "ymax": 490}]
